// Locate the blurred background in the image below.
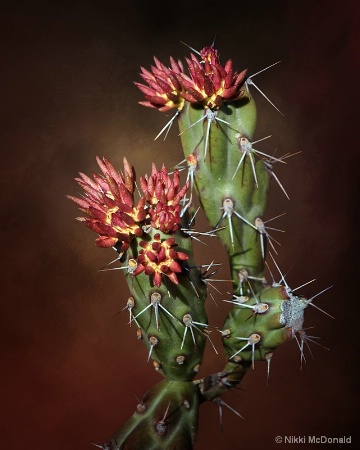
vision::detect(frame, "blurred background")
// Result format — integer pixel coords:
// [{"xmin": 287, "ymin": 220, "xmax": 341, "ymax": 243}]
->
[{"xmin": 1, "ymin": 1, "xmax": 359, "ymax": 448}]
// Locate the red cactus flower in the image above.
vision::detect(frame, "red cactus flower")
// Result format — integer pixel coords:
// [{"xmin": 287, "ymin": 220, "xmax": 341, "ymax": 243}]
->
[
  {"xmin": 178, "ymin": 51, "xmax": 247, "ymax": 109},
  {"xmin": 136, "ymin": 45, "xmax": 247, "ymax": 112},
  {"xmin": 134, "ymin": 233, "xmax": 188, "ymax": 287},
  {"xmin": 140, "ymin": 163, "xmax": 189, "ymax": 233},
  {"xmin": 134, "ymin": 56, "xmax": 185, "ymax": 112},
  {"xmin": 68, "ymin": 157, "xmax": 146, "ymax": 251}
]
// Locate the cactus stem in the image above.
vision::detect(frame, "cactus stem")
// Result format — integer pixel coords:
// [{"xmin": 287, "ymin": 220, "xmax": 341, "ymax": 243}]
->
[
  {"xmin": 154, "ymin": 110, "xmax": 181, "ymax": 141},
  {"xmin": 178, "ymin": 108, "xmax": 230, "ymax": 161},
  {"xmin": 229, "ymin": 333, "xmax": 261, "ymax": 368},
  {"xmin": 245, "ymin": 61, "xmax": 283, "ymax": 115}
]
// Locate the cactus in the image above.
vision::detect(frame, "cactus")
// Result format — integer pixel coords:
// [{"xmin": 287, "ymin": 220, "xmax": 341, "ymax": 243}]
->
[{"xmin": 68, "ymin": 41, "xmax": 332, "ymax": 449}]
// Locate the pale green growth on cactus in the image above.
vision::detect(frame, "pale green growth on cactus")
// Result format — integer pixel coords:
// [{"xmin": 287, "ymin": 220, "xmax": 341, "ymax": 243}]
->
[{"xmin": 68, "ymin": 41, "xmax": 332, "ymax": 449}]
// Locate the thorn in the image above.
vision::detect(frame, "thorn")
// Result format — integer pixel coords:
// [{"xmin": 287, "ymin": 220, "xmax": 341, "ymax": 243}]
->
[
  {"xmin": 306, "ymin": 285, "xmax": 335, "ymax": 319},
  {"xmin": 233, "ymin": 134, "xmax": 285, "ymax": 183},
  {"xmin": 123, "ymin": 297, "xmax": 140, "ymax": 328},
  {"xmin": 265, "ymin": 353, "xmax": 273, "ymax": 386},
  {"xmin": 154, "ymin": 110, "xmax": 180, "ymax": 141},
  {"xmin": 230, "ymin": 333, "xmax": 261, "ymax": 368},
  {"xmin": 218, "ymin": 198, "xmax": 256, "ymax": 250},
  {"xmin": 254, "ymin": 215, "xmax": 285, "ymax": 260},
  {"xmin": 249, "ymin": 61, "xmax": 282, "ymax": 79},
  {"xmin": 188, "ymin": 206, "xmax": 201, "ymax": 227},
  {"xmin": 245, "ymin": 61, "xmax": 283, "ymax": 115},
  {"xmin": 131, "ymin": 292, "xmax": 178, "ymax": 330},
  {"xmin": 156, "ymin": 402, "xmax": 171, "ymax": 436},
  {"xmin": 98, "ymin": 253, "xmax": 124, "ymax": 271},
  {"xmin": 181, "ymin": 314, "xmax": 218, "ymax": 353},
  {"xmin": 264, "ymin": 151, "xmax": 301, "ymax": 200},
  {"xmin": 307, "ymin": 302, "xmax": 335, "ymax": 320},
  {"xmin": 215, "ymin": 398, "xmax": 245, "ymax": 425},
  {"xmin": 292, "ymin": 279, "xmax": 316, "ymax": 292},
  {"xmin": 180, "ymin": 40, "xmax": 201, "ymax": 56},
  {"xmin": 246, "ymin": 79, "xmax": 284, "ymax": 115},
  {"xmin": 268, "ymin": 252, "xmax": 290, "ymax": 289},
  {"xmin": 147, "ymin": 336, "xmax": 158, "ymax": 363}
]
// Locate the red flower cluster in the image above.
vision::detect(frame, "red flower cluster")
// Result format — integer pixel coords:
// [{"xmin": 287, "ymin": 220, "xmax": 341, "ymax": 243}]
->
[
  {"xmin": 140, "ymin": 163, "xmax": 189, "ymax": 233},
  {"xmin": 135, "ymin": 57, "xmax": 185, "ymax": 112},
  {"xmin": 69, "ymin": 158, "xmax": 190, "ymax": 247},
  {"xmin": 134, "ymin": 233, "xmax": 188, "ymax": 287},
  {"xmin": 68, "ymin": 157, "xmax": 145, "ymax": 251},
  {"xmin": 69, "ymin": 159, "xmax": 191, "ymax": 287},
  {"xmin": 135, "ymin": 44, "xmax": 247, "ymax": 111}
]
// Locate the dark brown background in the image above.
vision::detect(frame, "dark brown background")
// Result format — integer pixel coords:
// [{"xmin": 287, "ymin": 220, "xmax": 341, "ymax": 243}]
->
[{"xmin": 1, "ymin": 1, "xmax": 359, "ymax": 449}]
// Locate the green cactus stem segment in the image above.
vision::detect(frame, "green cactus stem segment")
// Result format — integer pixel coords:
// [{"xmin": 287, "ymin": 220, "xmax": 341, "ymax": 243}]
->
[
  {"xmin": 122, "ymin": 227, "xmax": 209, "ymax": 381},
  {"xmin": 178, "ymin": 99, "xmax": 271, "ymax": 293},
  {"xmin": 108, "ymin": 380, "xmax": 200, "ymax": 450},
  {"xmin": 196, "ymin": 285, "xmax": 304, "ymax": 402},
  {"xmin": 194, "ymin": 361, "xmax": 251, "ymax": 403},
  {"xmin": 222, "ymin": 286, "xmax": 296, "ymax": 365}
]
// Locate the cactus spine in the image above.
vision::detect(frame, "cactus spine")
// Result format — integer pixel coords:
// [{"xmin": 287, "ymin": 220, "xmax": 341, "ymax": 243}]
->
[{"xmin": 69, "ymin": 42, "xmax": 332, "ymax": 449}]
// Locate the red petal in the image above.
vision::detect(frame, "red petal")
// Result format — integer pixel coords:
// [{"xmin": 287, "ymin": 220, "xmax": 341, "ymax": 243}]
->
[
  {"xmin": 167, "ymin": 272, "xmax": 179, "ymax": 285},
  {"xmin": 176, "ymin": 252, "xmax": 189, "ymax": 261},
  {"xmin": 170, "ymin": 261, "xmax": 182, "ymax": 273},
  {"xmin": 95, "ymin": 236, "xmax": 118, "ymax": 248},
  {"xmin": 154, "ymin": 272, "xmax": 162, "ymax": 287}
]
